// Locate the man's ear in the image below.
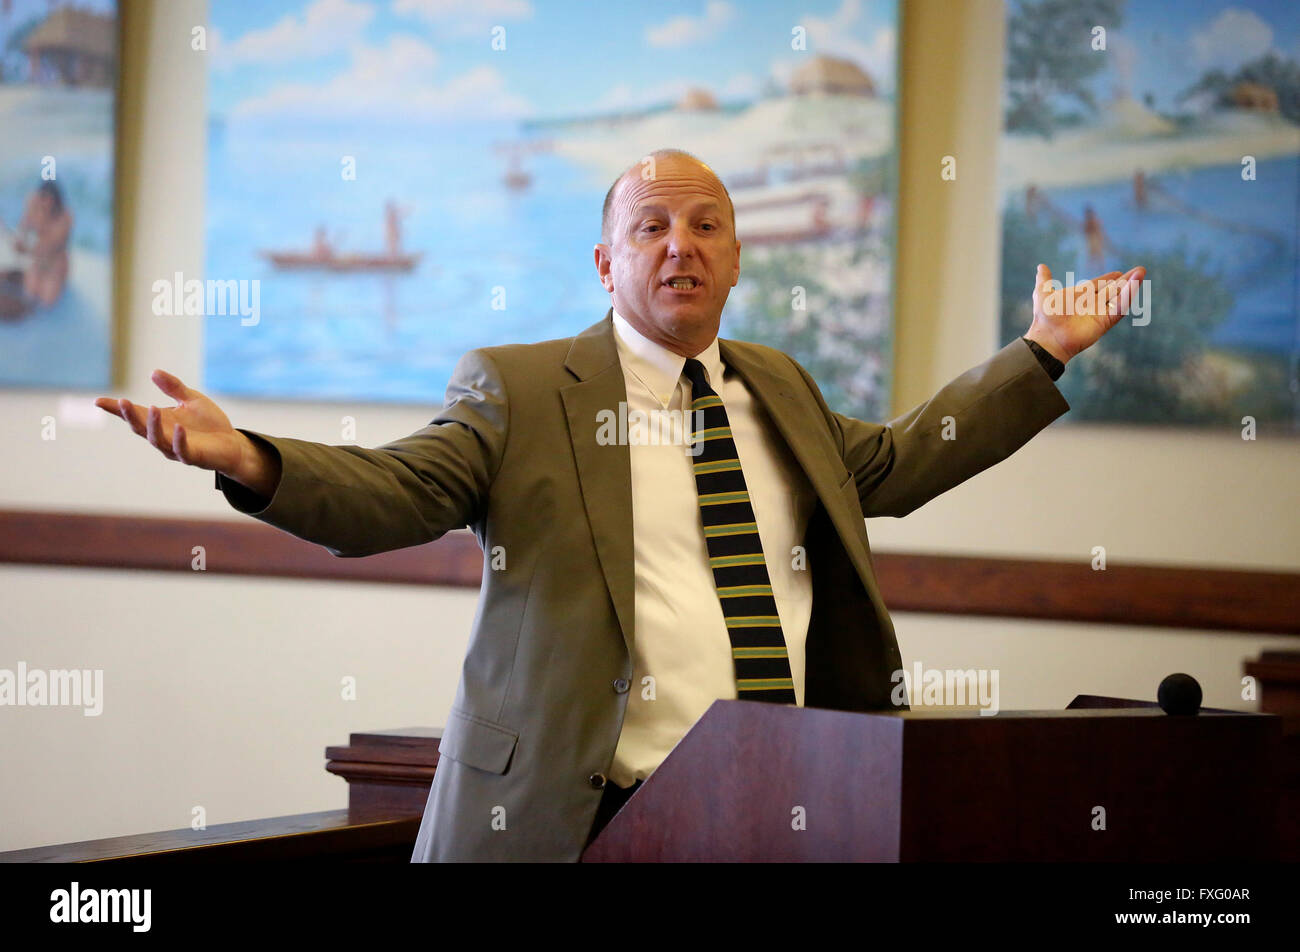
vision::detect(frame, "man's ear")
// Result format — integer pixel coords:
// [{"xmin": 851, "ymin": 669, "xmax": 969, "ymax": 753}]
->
[
  {"xmin": 731, "ymin": 239, "xmax": 742, "ymax": 287},
  {"xmin": 593, "ymin": 244, "xmax": 613, "ymax": 292}
]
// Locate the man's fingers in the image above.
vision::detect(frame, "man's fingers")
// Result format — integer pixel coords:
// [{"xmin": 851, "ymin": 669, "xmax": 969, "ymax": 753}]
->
[
  {"xmin": 1100, "ymin": 273, "xmax": 1138, "ymax": 317},
  {"xmin": 152, "ymin": 369, "xmax": 197, "ymax": 404},
  {"xmin": 1115, "ymin": 276, "xmax": 1134, "ymax": 317},
  {"xmin": 1101, "ymin": 279, "xmax": 1120, "ymax": 315},
  {"xmin": 1034, "ymin": 263, "xmax": 1145, "ymax": 320},
  {"xmin": 1113, "ymin": 267, "xmax": 1145, "ymax": 316},
  {"xmin": 116, "ymin": 398, "xmax": 147, "ymax": 437},
  {"xmin": 94, "ymin": 395, "xmax": 148, "ymax": 434},
  {"xmin": 1035, "ymin": 264, "xmax": 1053, "ymax": 295},
  {"xmin": 101, "ymin": 393, "xmax": 200, "ymax": 463},
  {"xmin": 1075, "ymin": 271, "xmax": 1121, "ymax": 295},
  {"xmin": 1034, "ymin": 265, "xmax": 1060, "ymax": 309},
  {"xmin": 145, "ymin": 405, "xmax": 177, "ymax": 460},
  {"xmin": 173, "ymin": 423, "xmax": 192, "ymax": 465}
]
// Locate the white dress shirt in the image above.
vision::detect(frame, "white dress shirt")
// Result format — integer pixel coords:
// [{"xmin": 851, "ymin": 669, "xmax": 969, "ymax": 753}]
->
[{"xmin": 608, "ymin": 309, "xmax": 817, "ymax": 787}]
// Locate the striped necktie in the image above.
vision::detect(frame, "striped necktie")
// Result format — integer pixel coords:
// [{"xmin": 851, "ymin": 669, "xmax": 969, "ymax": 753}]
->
[{"xmin": 683, "ymin": 357, "xmax": 796, "ymax": 704}]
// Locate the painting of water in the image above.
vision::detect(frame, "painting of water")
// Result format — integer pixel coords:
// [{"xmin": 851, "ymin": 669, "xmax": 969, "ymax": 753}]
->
[
  {"xmin": 999, "ymin": 0, "xmax": 1300, "ymax": 429},
  {"xmin": 204, "ymin": 0, "xmax": 900, "ymax": 421}
]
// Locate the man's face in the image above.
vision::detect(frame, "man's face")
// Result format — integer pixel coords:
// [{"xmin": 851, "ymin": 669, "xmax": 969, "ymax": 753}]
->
[{"xmin": 594, "ymin": 156, "xmax": 741, "ymax": 357}]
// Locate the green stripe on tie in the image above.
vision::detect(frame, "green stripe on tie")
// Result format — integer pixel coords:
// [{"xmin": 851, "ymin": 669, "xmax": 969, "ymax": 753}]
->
[
  {"xmin": 693, "ymin": 459, "xmax": 742, "ymax": 475},
  {"xmin": 717, "ymin": 584, "xmax": 773, "ymax": 598},
  {"xmin": 737, "ymin": 678, "xmax": 796, "ymax": 691},
  {"xmin": 703, "ymin": 522, "xmax": 759, "ymax": 538},
  {"xmin": 698, "ymin": 491, "xmax": 750, "ymax": 506},
  {"xmin": 732, "ymin": 647, "xmax": 788, "ymax": 659},
  {"xmin": 725, "ymin": 615, "xmax": 783, "ymax": 628},
  {"xmin": 709, "ymin": 553, "xmax": 767, "ymax": 568}
]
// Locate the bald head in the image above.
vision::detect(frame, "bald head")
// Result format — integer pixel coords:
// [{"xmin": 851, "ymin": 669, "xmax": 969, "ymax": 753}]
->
[{"xmin": 601, "ymin": 149, "xmax": 735, "ymax": 245}]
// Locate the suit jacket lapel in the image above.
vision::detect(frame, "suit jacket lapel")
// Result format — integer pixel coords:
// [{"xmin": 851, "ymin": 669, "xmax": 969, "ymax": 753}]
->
[
  {"xmin": 561, "ymin": 311, "xmax": 636, "ymax": 653},
  {"xmin": 719, "ymin": 339, "xmax": 877, "ymax": 585}
]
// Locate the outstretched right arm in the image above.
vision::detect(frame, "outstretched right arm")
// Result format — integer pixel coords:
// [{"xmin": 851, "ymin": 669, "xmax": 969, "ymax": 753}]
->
[{"xmin": 96, "ymin": 350, "xmax": 509, "ymax": 556}]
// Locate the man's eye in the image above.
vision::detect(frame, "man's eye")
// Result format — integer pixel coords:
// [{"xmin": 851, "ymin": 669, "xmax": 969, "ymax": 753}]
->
[{"xmin": 701, "ymin": 223, "xmax": 716, "ymax": 231}]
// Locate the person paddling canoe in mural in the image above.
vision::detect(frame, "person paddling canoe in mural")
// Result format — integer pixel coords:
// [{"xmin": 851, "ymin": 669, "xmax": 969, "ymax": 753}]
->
[
  {"xmin": 384, "ymin": 199, "xmax": 410, "ymax": 258},
  {"xmin": 259, "ymin": 201, "xmax": 421, "ymax": 273},
  {"xmin": 311, "ymin": 225, "xmax": 333, "ymax": 260}
]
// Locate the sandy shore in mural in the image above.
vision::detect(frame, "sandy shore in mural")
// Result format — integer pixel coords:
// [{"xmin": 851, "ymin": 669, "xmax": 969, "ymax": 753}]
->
[
  {"xmin": 544, "ymin": 95, "xmax": 897, "ymax": 184},
  {"xmin": 1000, "ymin": 99, "xmax": 1300, "ymax": 193}
]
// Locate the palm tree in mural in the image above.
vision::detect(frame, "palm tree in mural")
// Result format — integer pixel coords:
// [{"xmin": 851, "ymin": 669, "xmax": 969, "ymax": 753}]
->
[{"xmin": 1005, "ymin": 0, "xmax": 1127, "ymax": 137}]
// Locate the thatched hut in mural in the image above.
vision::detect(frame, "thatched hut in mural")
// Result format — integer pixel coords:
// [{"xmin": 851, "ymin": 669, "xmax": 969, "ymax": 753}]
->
[
  {"xmin": 676, "ymin": 87, "xmax": 720, "ymax": 111},
  {"xmin": 1230, "ymin": 81, "xmax": 1279, "ymax": 112},
  {"xmin": 789, "ymin": 54, "xmax": 875, "ymax": 97},
  {"xmin": 22, "ymin": 7, "xmax": 116, "ymax": 88}
]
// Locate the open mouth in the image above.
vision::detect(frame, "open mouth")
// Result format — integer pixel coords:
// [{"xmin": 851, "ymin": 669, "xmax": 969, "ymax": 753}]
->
[{"xmin": 663, "ymin": 277, "xmax": 701, "ymax": 293}]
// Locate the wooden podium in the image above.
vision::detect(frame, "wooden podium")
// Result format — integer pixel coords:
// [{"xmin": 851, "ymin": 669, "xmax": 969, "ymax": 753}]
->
[{"xmin": 582, "ymin": 698, "xmax": 1280, "ymax": 862}]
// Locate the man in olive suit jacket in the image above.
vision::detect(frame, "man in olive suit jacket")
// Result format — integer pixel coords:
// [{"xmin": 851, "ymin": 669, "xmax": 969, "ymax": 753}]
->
[{"xmin": 98, "ymin": 150, "xmax": 1144, "ymax": 862}]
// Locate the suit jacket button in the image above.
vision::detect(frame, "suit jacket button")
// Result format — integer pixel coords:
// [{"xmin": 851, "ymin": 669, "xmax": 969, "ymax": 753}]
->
[
  {"xmin": 613, "ymin": 678, "xmax": 630, "ymax": 694},
  {"xmin": 588, "ymin": 772, "xmax": 606, "ymax": 789}
]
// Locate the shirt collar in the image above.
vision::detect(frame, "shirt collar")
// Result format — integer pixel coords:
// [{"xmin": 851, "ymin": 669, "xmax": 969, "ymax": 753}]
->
[{"xmin": 611, "ymin": 307, "xmax": 724, "ymax": 408}]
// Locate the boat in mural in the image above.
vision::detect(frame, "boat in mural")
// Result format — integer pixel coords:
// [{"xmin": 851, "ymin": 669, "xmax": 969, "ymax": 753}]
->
[
  {"xmin": 260, "ymin": 201, "xmax": 422, "ymax": 273},
  {"xmin": 260, "ymin": 249, "xmax": 422, "ymax": 273}
]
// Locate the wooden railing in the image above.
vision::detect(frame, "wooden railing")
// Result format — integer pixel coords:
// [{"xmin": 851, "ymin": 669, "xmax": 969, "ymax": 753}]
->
[{"xmin": 1, "ymin": 509, "xmax": 1296, "ymax": 634}]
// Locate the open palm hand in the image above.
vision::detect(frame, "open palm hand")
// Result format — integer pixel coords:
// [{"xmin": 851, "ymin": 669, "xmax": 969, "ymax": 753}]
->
[{"xmin": 1027, "ymin": 263, "xmax": 1146, "ymax": 363}]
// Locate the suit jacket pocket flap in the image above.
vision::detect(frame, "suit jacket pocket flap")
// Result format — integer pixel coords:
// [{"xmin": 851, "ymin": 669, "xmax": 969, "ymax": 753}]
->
[{"xmin": 438, "ymin": 707, "xmax": 519, "ymax": 775}]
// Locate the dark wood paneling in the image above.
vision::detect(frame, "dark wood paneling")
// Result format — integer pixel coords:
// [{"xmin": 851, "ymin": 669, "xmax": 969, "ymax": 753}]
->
[
  {"xmin": 0, "ymin": 508, "xmax": 483, "ymax": 586},
  {"xmin": 0, "ymin": 810, "xmax": 421, "ymax": 863},
  {"xmin": 325, "ymin": 727, "xmax": 443, "ymax": 820},
  {"xmin": 1244, "ymin": 651, "xmax": 1300, "ymax": 860},
  {"xmin": 1, "ymin": 509, "xmax": 1296, "ymax": 633},
  {"xmin": 873, "ymin": 552, "xmax": 1300, "ymax": 634}
]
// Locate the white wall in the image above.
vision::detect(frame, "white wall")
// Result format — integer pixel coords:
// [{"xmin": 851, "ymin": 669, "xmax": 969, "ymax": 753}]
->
[{"xmin": 0, "ymin": 0, "xmax": 1295, "ymax": 851}]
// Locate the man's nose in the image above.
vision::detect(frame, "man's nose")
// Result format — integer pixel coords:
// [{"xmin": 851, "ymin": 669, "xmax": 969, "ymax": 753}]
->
[{"xmin": 665, "ymin": 221, "xmax": 697, "ymax": 257}]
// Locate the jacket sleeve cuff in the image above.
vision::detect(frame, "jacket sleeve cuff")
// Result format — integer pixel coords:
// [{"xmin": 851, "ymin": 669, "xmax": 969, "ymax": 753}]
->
[
  {"xmin": 213, "ymin": 429, "xmax": 282, "ymax": 515},
  {"xmin": 1021, "ymin": 337, "xmax": 1065, "ymax": 381}
]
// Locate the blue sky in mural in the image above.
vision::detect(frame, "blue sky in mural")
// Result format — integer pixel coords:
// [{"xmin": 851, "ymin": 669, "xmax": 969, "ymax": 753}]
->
[
  {"xmin": 207, "ymin": 0, "xmax": 897, "ymax": 120},
  {"xmin": 1082, "ymin": 0, "xmax": 1300, "ymax": 109}
]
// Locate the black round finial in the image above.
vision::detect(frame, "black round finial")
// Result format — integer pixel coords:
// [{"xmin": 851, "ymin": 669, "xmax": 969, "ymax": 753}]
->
[{"xmin": 1157, "ymin": 673, "xmax": 1202, "ymax": 716}]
